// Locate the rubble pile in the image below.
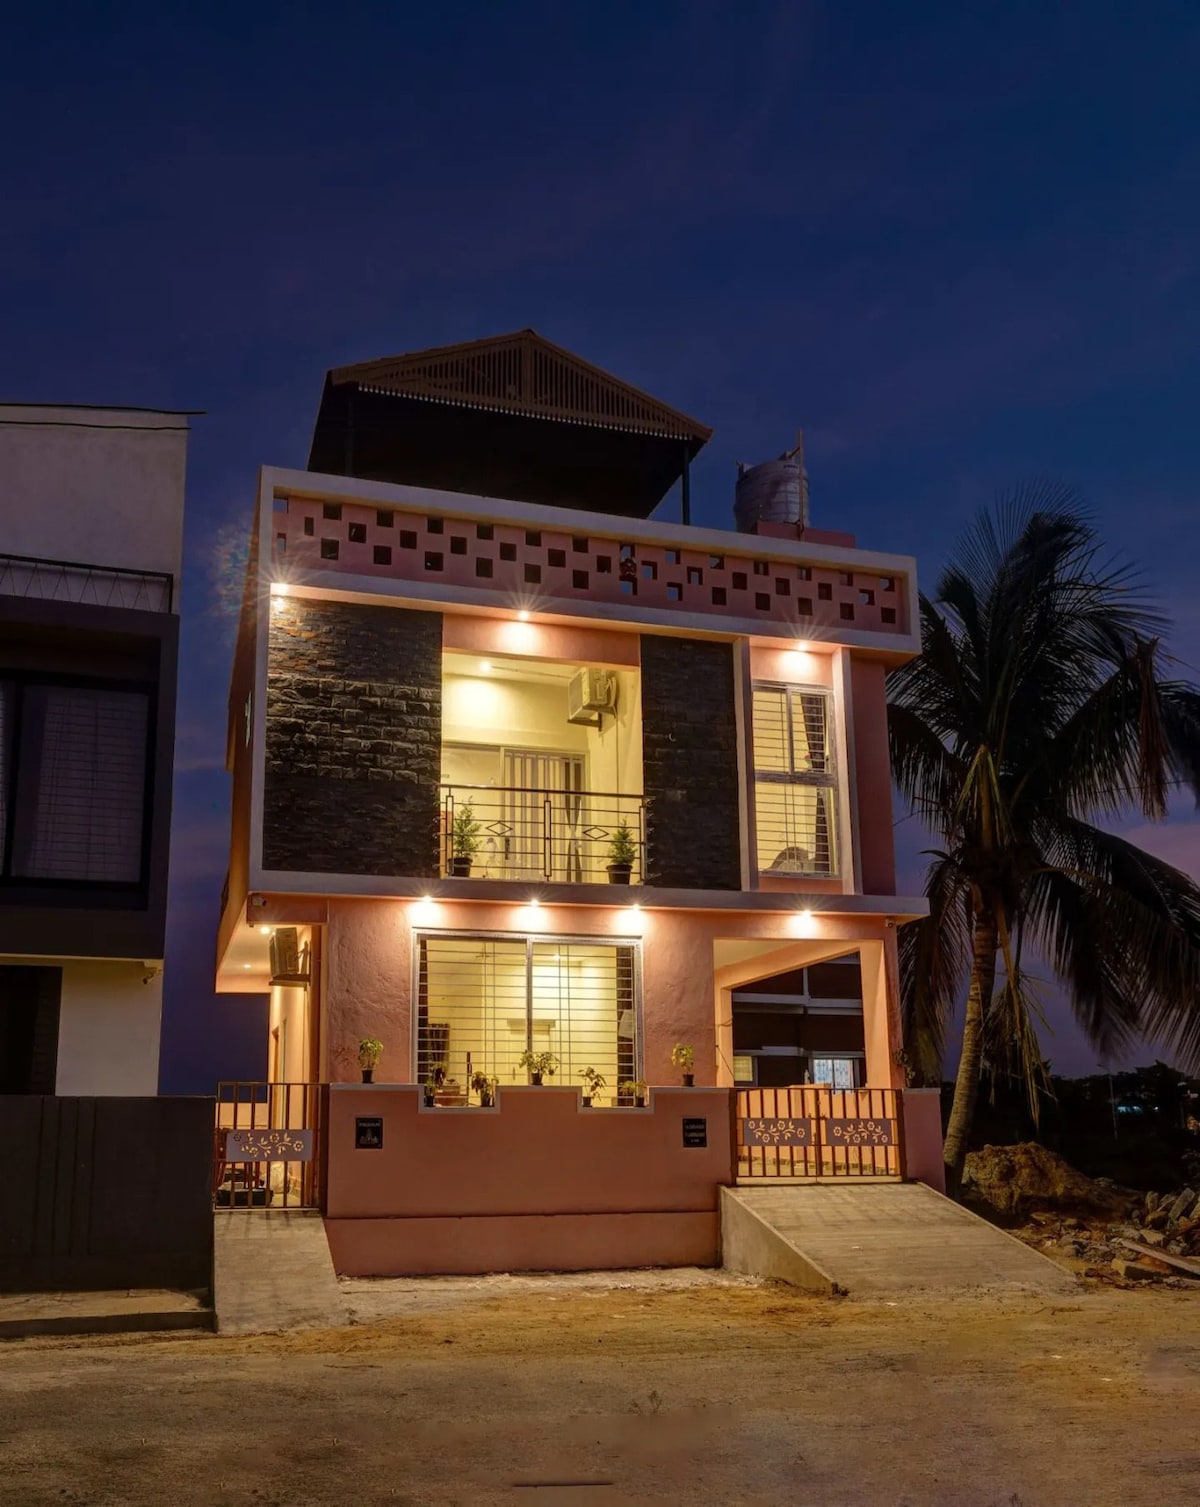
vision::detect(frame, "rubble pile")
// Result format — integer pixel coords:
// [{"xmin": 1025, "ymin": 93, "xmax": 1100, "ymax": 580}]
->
[{"xmin": 963, "ymin": 1143, "xmax": 1200, "ymax": 1287}]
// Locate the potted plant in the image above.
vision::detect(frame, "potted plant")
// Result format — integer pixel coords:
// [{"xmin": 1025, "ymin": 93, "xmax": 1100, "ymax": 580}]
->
[
  {"xmin": 518, "ymin": 1049, "xmax": 559, "ymax": 1086},
  {"xmin": 579, "ymin": 1066, "xmax": 606, "ymax": 1106},
  {"xmin": 671, "ymin": 1043, "xmax": 695, "ymax": 1087},
  {"xmin": 470, "ymin": 1069, "xmax": 498, "ymax": 1107},
  {"xmin": 357, "ymin": 1038, "xmax": 383, "ymax": 1084},
  {"xmin": 606, "ymin": 821, "xmax": 636, "ymax": 884},
  {"xmin": 450, "ymin": 801, "xmax": 481, "ymax": 877},
  {"xmin": 620, "ymin": 1078, "xmax": 649, "ymax": 1108},
  {"xmin": 423, "ymin": 1073, "xmax": 437, "ymax": 1108}
]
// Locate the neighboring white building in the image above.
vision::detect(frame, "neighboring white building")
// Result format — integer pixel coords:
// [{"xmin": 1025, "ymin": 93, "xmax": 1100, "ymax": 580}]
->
[{"xmin": 0, "ymin": 405, "xmax": 189, "ymax": 1095}]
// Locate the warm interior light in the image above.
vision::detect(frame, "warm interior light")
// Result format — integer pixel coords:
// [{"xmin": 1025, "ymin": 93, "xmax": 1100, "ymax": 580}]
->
[
  {"xmin": 626, "ymin": 903, "xmax": 641, "ymax": 914},
  {"xmin": 258, "ymin": 925, "xmax": 272, "ymax": 935},
  {"xmin": 517, "ymin": 610, "xmax": 530, "ymax": 621},
  {"xmin": 527, "ymin": 898, "xmax": 541, "ymax": 910},
  {"xmin": 243, "ymin": 963, "xmax": 252, "ymax": 970},
  {"xmin": 792, "ymin": 640, "xmax": 811, "ymax": 653},
  {"xmin": 480, "ymin": 661, "xmax": 492, "ymax": 673},
  {"xmin": 799, "ymin": 907, "xmax": 813, "ymax": 920},
  {"xmin": 270, "ymin": 582, "xmax": 288, "ymax": 597}
]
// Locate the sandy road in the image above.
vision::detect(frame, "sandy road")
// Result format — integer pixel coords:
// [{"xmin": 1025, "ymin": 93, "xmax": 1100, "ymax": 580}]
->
[{"xmin": 0, "ymin": 1273, "xmax": 1197, "ymax": 1506}]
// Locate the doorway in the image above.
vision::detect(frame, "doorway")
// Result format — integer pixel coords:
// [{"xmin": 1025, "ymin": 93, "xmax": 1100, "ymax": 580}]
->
[{"xmin": 0, "ymin": 965, "xmax": 62, "ymax": 1094}]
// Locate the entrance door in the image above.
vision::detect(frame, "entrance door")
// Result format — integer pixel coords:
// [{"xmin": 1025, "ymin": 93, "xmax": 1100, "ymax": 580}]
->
[
  {"xmin": 0, "ymin": 966, "xmax": 62, "ymax": 1094},
  {"xmin": 501, "ymin": 751, "xmax": 585, "ymax": 882}
]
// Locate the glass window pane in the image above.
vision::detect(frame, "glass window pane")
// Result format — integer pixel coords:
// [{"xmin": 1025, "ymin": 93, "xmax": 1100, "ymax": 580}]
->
[
  {"xmin": 751, "ymin": 687, "xmax": 790, "ymax": 773},
  {"xmin": 755, "ymin": 783, "xmax": 836, "ymax": 874},
  {"xmin": 15, "ymin": 686, "xmax": 148, "ymax": 882}
]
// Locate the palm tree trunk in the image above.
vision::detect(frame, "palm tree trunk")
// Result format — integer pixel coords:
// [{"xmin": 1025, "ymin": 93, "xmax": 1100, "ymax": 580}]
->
[{"xmin": 942, "ymin": 907, "xmax": 999, "ymax": 1199}]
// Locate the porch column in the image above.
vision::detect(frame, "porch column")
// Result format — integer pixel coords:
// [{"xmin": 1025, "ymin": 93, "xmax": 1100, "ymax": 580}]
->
[{"xmin": 859, "ymin": 928, "xmax": 904, "ymax": 1088}]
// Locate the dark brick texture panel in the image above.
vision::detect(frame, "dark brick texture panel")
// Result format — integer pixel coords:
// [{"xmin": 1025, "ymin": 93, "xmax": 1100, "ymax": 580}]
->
[
  {"xmin": 640, "ymin": 635, "xmax": 742, "ymax": 890},
  {"xmin": 264, "ymin": 599, "xmax": 442, "ymax": 876}
]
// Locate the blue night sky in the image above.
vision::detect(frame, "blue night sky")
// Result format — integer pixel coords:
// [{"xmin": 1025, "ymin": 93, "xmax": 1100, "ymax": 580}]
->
[{"xmin": 2, "ymin": 4, "xmax": 1198, "ymax": 1088}]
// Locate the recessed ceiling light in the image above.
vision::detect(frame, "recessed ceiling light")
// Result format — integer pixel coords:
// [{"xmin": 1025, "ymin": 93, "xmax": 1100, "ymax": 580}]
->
[
  {"xmin": 243, "ymin": 963, "xmax": 252, "ymax": 970},
  {"xmin": 258, "ymin": 925, "xmax": 272, "ymax": 935},
  {"xmin": 480, "ymin": 661, "xmax": 492, "ymax": 673},
  {"xmin": 517, "ymin": 610, "xmax": 530, "ymax": 621}
]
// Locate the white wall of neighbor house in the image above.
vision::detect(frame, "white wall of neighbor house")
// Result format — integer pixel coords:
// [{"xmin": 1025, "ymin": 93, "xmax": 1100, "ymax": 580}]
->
[
  {"xmin": 51, "ymin": 959, "xmax": 164, "ymax": 1096},
  {"xmin": 0, "ymin": 406, "xmax": 187, "ymax": 586}
]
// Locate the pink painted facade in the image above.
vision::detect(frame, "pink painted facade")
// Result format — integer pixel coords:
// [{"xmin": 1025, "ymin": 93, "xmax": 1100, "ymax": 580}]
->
[
  {"xmin": 324, "ymin": 1085, "xmax": 733, "ymax": 1274},
  {"xmin": 218, "ymin": 420, "xmax": 937, "ymax": 1273}
]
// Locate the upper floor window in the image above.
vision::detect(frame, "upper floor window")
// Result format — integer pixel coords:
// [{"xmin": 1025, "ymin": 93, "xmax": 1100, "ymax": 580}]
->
[
  {"xmin": 0, "ymin": 679, "xmax": 151, "ymax": 887},
  {"xmin": 751, "ymin": 684, "xmax": 837, "ymax": 876}
]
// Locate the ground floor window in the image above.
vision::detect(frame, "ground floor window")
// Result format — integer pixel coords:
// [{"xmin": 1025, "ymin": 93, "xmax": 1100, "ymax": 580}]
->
[{"xmin": 415, "ymin": 934, "xmax": 638, "ymax": 1101}]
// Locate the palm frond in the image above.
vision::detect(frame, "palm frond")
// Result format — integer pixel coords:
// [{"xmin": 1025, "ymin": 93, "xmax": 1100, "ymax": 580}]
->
[{"xmin": 897, "ymin": 853, "xmax": 972, "ymax": 1082}]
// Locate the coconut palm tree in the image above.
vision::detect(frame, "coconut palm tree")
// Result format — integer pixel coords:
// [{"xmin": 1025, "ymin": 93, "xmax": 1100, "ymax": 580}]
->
[{"xmin": 888, "ymin": 487, "xmax": 1200, "ymax": 1196}]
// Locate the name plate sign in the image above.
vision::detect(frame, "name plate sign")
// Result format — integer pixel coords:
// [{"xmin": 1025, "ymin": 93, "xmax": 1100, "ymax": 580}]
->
[
  {"xmin": 224, "ymin": 1128, "xmax": 313, "ymax": 1162},
  {"xmin": 825, "ymin": 1117, "xmax": 895, "ymax": 1147},
  {"xmin": 682, "ymin": 1117, "xmax": 708, "ymax": 1148},
  {"xmin": 741, "ymin": 1117, "xmax": 815, "ymax": 1147}
]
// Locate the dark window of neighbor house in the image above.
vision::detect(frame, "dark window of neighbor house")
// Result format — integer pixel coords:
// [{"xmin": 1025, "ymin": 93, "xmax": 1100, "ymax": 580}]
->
[{"xmin": 0, "ymin": 679, "xmax": 152, "ymax": 887}]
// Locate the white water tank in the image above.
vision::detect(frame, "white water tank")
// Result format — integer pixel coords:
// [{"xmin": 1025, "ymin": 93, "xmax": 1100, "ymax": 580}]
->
[{"xmin": 734, "ymin": 437, "xmax": 809, "ymax": 533}]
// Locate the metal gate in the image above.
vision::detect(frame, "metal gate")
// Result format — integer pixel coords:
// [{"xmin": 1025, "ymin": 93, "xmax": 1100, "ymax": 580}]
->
[
  {"xmin": 214, "ymin": 1081, "xmax": 321, "ymax": 1209},
  {"xmin": 736, "ymin": 1086, "xmax": 903, "ymax": 1180}
]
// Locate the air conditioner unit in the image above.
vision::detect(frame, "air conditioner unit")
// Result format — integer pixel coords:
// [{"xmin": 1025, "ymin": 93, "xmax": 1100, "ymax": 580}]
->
[
  {"xmin": 269, "ymin": 927, "xmax": 310, "ymax": 985},
  {"xmin": 568, "ymin": 668, "xmax": 617, "ymax": 725}
]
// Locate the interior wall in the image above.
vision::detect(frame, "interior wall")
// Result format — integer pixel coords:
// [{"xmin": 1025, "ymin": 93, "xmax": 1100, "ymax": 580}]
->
[{"xmin": 442, "ymin": 674, "xmax": 588, "ymax": 758}]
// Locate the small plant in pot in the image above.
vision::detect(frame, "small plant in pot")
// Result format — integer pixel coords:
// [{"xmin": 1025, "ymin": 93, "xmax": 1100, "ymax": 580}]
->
[
  {"xmin": 449, "ymin": 801, "xmax": 481, "ymax": 877},
  {"xmin": 423, "ymin": 1062, "xmax": 446, "ymax": 1106},
  {"xmin": 606, "ymin": 821, "xmax": 636, "ymax": 884},
  {"xmin": 470, "ymin": 1069, "xmax": 498, "ymax": 1107},
  {"xmin": 620, "ymin": 1078, "xmax": 649, "ymax": 1108},
  {"xmin": 357, "ymin": 1038, "xmax": 383, "ymax": 1084},
  {"xmin": 518, "ymin": 1049, "xmax": 559, "ymax": 1086},
  {"xmin": 579, "ymin": 1066, "xmax": 607, "ymax": 1106},
  {"xmin": 671, "ymin": 1043, "xmax": 695, "ymax": 1087}
]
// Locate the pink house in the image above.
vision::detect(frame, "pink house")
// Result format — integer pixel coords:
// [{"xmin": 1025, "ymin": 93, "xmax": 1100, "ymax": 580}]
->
[{"xmin": 215, "ymin": 331, "xmax": 940, "ymax": 1275}]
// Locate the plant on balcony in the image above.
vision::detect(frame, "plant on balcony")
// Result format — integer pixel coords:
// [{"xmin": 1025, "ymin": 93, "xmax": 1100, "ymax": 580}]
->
[
  {"xmin": 620, "ymin": 1078, "xmax": 649, "ymax": 1107},
  {"xmin": 579, "ymin": 1066, "xmax": 607, "ymax": 1106},
  {"xmin": 518, "ymin": 1049, "xmax": 559, "ymax": 1086},
  {"xmin": 423, "ymin": 1062, "xmax": 447, "ymax": 1107},
  {"xmin": 671, "ymin": 1043, "xmax": 696, "ymax": 1087},
  {"xmin": 357, "ymin": 1038, "xmax": 383, "ymax": 1084},
  {"xmin": 470, "ymin": 1069, "xmax": 498, "ymax": 1107},
  {"xmin": 450, "ymin": 801, "xmax": 481, "ymax": 877},
  {"xmin": 606, "ymin": 820, "xmax": 637, "ymax": 884}
]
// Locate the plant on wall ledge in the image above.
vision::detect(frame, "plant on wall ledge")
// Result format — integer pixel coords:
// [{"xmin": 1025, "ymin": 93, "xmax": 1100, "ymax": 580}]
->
[
  {"xmin": 450, "ymin": 801, "xmax": 481, "ymax": 877},
  {"xmin": 579, "ymin": 1066, "xmax": 607, "ymax": 1106},
  {"xmin": 620, "ymin": 1078, "xmax": 649, "ymax": 1107},
  {"xmin": 606, "ymin": 821, "xmax": 637, "ymax": 884},
  {"xmin": 357, "ymin": 1038, "xmax": 383, "ymax": 1084},
  {"xmin": 470, "ymin": 1069, "xmax": 498, "ymax": 1107},
  {"xmin": 518, "ymin": 1049, "xmax": 559, "ymax": 1086},
  {"xmin": 671, "ymin": 1043, "xmax": 695, "ymax": 1087}
]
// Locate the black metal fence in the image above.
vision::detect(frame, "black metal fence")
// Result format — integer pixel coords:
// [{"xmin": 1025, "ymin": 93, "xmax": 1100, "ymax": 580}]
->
[{"xmin": 0, "ymin": 1095, "xmax": 214, "ymax": 1292}]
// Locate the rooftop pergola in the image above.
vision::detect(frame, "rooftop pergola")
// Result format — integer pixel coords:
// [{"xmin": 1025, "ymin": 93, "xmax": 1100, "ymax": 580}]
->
[{"xmin": 307, "ymin": 329, "xmax": 713, "ymax": 520}]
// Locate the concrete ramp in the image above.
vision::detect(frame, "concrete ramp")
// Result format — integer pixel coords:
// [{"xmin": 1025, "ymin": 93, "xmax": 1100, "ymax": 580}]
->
[
  {"xmin": 722, "ymin": 1183, "xmax": 1077, "ymax": 1298},
  {"xmin": 213, "ymin": 1211, "xmax": 348, "ymax": 1335}
]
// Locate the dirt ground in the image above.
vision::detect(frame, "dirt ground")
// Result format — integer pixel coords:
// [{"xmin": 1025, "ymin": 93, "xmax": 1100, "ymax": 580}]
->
[{"xmin": 2, "ymin": 1272, "xmax": 1198, "ymax": 1507}]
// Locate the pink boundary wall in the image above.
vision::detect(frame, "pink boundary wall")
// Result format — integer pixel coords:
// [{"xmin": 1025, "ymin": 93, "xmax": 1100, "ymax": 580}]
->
[
  {"xmin": 900, "ymin": 1089, "xmax": 946, "ymax": 1194},
  {"xmin": 323, "ymin": 1085, "xmax": 735, "ymax": 1276}
]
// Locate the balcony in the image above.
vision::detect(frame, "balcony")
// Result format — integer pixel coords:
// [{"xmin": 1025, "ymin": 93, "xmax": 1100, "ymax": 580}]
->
[{"xmin": 439, "ymin": 785, "xmax": 644, "ymax": 885}]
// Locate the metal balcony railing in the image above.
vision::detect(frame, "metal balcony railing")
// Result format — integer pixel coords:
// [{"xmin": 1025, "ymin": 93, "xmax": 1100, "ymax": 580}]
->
[
  {"xmin": 440, "ymin": 784, "xmax": 644, "ymax": 885},
  {"xmin": 0, "ymin": 552, "xmax": 174, "ymax": 612}
]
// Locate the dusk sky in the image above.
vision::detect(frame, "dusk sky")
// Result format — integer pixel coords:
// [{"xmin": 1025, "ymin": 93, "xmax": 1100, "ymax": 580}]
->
[{"xmin": 2, "ymin": 4, "xmax": 1198, "ymax": 1089}]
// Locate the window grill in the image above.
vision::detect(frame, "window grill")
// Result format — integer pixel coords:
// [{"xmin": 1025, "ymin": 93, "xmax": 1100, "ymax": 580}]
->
[
  {"xmin": 416, "ymin": 935, "xmax": 638, "ymax": 1105},
  {"xmin": 751, "ymin": 684, "xmax": 837, "ymax": 876}
]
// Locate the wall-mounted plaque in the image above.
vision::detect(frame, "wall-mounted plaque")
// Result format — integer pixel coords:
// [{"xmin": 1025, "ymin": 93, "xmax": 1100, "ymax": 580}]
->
[
  {"xmin": 740, "ymin": 1117, "xmax": 815, "ymax": 1147},
  {"xmin": 682, "ymin": 1117, "xmax": 707, "ymax": 1148},
  {"xmin": 355, "ymin": 1116, "xmax": 384, "ymax": 1150}
]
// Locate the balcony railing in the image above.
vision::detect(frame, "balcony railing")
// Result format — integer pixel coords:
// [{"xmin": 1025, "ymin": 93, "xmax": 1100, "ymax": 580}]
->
[
  {"xmin": 440, "ymin": 784, "xmax": 644, "ymax": 885},
  {"xmin": 0, "ymin": 551, "xmax": 174, "ymax": 612}
]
